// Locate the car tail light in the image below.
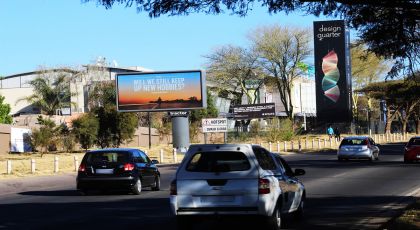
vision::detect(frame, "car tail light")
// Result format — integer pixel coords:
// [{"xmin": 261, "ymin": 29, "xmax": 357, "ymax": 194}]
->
[
  {"xmin": 78, "ymin": 163, "xmax": 86, "ymax": 172},
  {"xmin": 170, "ymin": 180, "xmax": 177, "ymax": 195},
  {"xmin": 258, "ymin": 178, "xmax": 270, "ymax": 194},
  {"xmin": 123, "ymin": 163, "xmax": 135, "ymax": 171}
]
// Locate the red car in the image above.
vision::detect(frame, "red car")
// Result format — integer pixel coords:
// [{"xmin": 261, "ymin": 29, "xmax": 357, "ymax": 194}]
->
[{"xmin": 404, "ymin": 136, "xmax": 420, "ymax": 163}]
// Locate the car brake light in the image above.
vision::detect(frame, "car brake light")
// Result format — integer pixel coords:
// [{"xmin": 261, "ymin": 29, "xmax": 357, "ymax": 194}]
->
[
  {"xmin": 123, "ymin": 163, "xmax": 135, "ymax": 171},
  {"xmin": 170, "ymin": 180, "xmax": 177, "ymax": 195},
  {"xmin": 258, "ymin": 178, "xmax": 270, "ymax": 194},
  {"xmin": 78, "ymin": 163, "xmax": 86, "ymax": 172}
]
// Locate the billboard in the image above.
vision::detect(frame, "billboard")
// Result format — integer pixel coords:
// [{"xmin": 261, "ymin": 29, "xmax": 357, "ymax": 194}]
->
[
  {"xmin": 233, "ymin": 103, "xmax": 276, "ymax": 119},
  {"xmin": 116, "ymin": 70, "xmax": 206, "ymax": 112},
  {"xmin": 314, "ymin": 20, "xmax": 352, "ymax": 122}
]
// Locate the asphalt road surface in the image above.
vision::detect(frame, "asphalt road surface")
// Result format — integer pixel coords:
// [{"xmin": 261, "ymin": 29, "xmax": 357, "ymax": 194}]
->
[{"xmin": 0, "ymin": 143, "xmax": 419, "ymax": 230}]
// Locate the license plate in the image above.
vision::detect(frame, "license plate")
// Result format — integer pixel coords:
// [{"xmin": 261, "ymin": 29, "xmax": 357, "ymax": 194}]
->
[
  {"xmin": 200, "ymin": 196, "xmax": 234, "ymax": 203},
  {"xmin": 95, "ymin": 169, "xmax": 114, "ymax": 174}
]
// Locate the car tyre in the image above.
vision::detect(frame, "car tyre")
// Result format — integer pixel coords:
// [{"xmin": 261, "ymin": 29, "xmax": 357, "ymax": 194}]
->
[
  {"xmin": 151, "ymin": 175, "xmax": 160, "ymax": 191},
  {"xmin": 267, "ymin": 205, "xmax": 282, "ymax": 230},
  {"xmin": 293, "ymin": 195, "xmax": 305, "ymax": 220},
  {"xmin": 176, "ymin": 216, "xmax": 193, "ymax": 230},
  {"xmin": 131, "ymin": 178, "xmax": 142, "ymax": 195}
]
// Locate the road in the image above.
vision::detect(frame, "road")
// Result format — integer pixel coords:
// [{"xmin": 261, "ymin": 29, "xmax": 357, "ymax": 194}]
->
[{"xmin": 0, "ymin": 143, "xmax": 419, "ymax": 230}]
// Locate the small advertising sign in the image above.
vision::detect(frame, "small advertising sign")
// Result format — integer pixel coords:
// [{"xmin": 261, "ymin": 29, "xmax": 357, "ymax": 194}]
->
[
  {"xmin": 202, "ymin": 118, "xmax": 228, "ymax": 133},
  {"xmin": 233, "ymin": 103, "xmax": 276, "ymax": 119}
]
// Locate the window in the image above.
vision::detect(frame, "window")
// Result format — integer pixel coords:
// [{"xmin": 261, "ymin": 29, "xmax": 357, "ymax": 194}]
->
[
  {"xmin": 186, "ymin": 151, "xmax": 250, "ymax": 172},
  {"xmin": 139, "ymin": 151, "xmax": 150, "ymax": 163},
  {"xmin": 277, "ymin": 157, "xmax": 294, "ymax": 176},
  {"xmin": 407, "ymin": 138, "xmax": 420, "ymax": 146},
  {"xmin": 253, "ymin": 147, "xmax": 276, "ymax": 170},
  {"xmin": 340, "ymin": 139, "xmax": 368, "ymax": 146},
  {"xmin": 87, "ymin": 151, "xmax": 129, "ymax": 163}
]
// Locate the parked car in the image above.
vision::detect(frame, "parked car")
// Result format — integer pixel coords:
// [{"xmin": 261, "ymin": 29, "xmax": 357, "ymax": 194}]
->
[
  {"xmin": 169, "ymin": 144, "xmax": 306, "ymax": 230},
  {"xmin": 337, "ymin": 136, "xmax": 380, "ymax": 161},
  {"xmin": 404, "ymin": 136, "xmax": 420, "ymax": 163},
  {"xmin": 76, "ymin": 148, "xmax": 160, "ymax": 195}
]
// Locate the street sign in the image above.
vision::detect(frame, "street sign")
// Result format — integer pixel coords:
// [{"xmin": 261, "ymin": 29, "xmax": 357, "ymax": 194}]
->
[
  {"xmin": 233, "ymin": 103, "xmax": 276, "ymax": 119},
  {"xmin": 202, "ymin": 118, "xmax": 228, "ymax": 133}
]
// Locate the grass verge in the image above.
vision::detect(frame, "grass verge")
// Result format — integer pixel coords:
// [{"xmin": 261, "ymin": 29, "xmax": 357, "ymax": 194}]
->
[{"xmin": 382, "ymin": 198, "xmax": 420, "ymax": 230}]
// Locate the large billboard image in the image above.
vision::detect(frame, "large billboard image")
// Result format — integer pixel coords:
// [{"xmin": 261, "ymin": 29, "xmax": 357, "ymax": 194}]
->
[
  {"xmin": 116, "ymin": 70, "xmax": 206, "ymax": 112},
  {"xmin": 314, "ymin": 20, "xmax": 352, "ymax": 122}
]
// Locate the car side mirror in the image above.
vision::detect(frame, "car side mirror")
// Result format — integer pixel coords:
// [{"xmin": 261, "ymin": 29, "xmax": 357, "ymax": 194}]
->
[
  {"xmin": 151, "ymin": 159, "xmax": 159, "ymax": 164},
  {"xmin": 294, "ymin": 168, "xmax": 305, "ymax": 176}
]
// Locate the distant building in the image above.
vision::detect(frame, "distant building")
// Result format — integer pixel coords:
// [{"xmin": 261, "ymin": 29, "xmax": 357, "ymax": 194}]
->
[{"xmin": 0, "ymin": 65, "xmax": 152, "ymax": 117}]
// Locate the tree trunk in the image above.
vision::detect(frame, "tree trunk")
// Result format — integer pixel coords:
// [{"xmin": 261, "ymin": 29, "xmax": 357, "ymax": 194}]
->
[{"xmin": 385, "ymin": 109, "xmax": 392, "ymax": 134}]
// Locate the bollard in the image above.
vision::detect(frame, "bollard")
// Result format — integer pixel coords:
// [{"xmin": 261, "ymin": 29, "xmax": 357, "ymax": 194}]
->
[
  {"xmin": 160, "ymin": 149, "xmax": 164, "ymax": 163},
  {"xmin": 284, "ymin": 141, "xmax": 287, "ymax": 152},
  {"xmin": 260, "ymin": 142, "xmax": 263, "ymax": 148},
  {"xmin": 7, "ymin": 160, "xmax": 12, "ymax": 174},
  {"xmin": 54, "ymin": 156, "xmax": 59, "ymax": 173},
  {"xmin": 173, "ymin": 148, "xmax": 177, "ymax": 163},
  {"xmin": 144, "ymin": 150, "xmax": 148, "ymax": 154},
  {"xmin": 329, "ymin": 139, "xmax": 332, "ymax": 148},
  {"xmin": 305, "ymin": 139, "xmax": 308, "ymax": 150},
  {"xmin": 318, "ymin": 139, "xmax": 321, "ymax": 149},
  {"xmin": 74, "ymin": 156, "xmax": 78, "ymax": 172},
  {"xmin": 291, "ymin": 141, "xmax": 294, "ymax": 151},
  {"xmin": 277, "ymin": 141, "xmax": 280, "ymax": 153},
  {"xmin": 31, "ymin": 159, "xmax": 36, "ymax": 174},
  {"xmin": 269, "ymin": 142, "xmax": 272, "ymax": 152},
  {"xmin": 312, "ymin": 139, "xmax": 315, "ymax": 149},
  {"xmin": 323, "ymin": 139, "xmax": 326, "ymax": 148},
  {"xmin": 298, "ymin": 140, "xmax": 302, "ymax": 152}
]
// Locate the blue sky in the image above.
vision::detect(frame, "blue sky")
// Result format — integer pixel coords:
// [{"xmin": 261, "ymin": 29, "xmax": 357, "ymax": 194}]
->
[{"xmin": 0, "ymin": 0, "xmax": 339, "ymax": 76}]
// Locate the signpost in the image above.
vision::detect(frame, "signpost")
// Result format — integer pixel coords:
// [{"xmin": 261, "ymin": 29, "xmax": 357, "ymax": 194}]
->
[{"xmin": 202, "ymin": 118, "xmax": 228, "ymax": 144}]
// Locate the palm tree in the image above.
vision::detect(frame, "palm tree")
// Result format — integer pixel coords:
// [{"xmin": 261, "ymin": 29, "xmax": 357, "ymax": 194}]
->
[{"xmin": 19, "ymin": 74, "xmax": 75, "ymax": 115}]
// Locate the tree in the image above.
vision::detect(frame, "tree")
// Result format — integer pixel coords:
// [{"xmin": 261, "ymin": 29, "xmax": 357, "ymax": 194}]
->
[
  {"xmin": 190, "ymin": 90, "xmax": 218, "ymax": 142},
  {"xmin": 205, "ymin": 45, "xmax": 264, "ymax": 105},
  {"xmin": 85, "ymin": 0, "xmax": 419, "ymax": 78},
  {"xmin": 88, "ymin": 81, "xmax": 139, "ymax": 148},
  {"xmin": 30, "ymin": 116, "xmax": 59, "ymax": 155},
  {"xmin": 359, "ymin": 78, "xmax": 420, "ymax": 133},
  {"xmin": 0, "ymin": 95, "xmax": 12, "ymax": 124},
  {"xmin": 250, "ymin": 25, "xmax": 311, "ymax": 119},
  {"xmin": 72, "ymin": 114, "xmax": 99, "ymax": 151},
  {"xmin": 18, "ymin": 73, "xmax": 75, "ymax": 115},
  {"xmin": 351, "ymin": 42, "xmax": 389, "ymax": 123}
]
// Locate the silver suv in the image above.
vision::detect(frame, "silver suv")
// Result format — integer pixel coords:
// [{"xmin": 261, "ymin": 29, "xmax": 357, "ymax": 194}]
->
[{"xmin": 169, "ymin": 144, "xmax": 306, "ymax": 229}]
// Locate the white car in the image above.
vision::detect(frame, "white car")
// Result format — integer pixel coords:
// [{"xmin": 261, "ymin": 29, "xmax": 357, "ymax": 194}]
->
[
  {"xmin": 169, "ymin": 144, "xmax": 306, "ymax": 230},
  {"xmin": 337, "ymin": 136, "xmax": 380, "ymax": 161}
]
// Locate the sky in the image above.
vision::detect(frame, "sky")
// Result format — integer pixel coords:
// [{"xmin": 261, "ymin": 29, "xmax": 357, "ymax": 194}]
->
[{"xmin": 0, "ymin": 0, "xmax": 340, "ymax": 76}]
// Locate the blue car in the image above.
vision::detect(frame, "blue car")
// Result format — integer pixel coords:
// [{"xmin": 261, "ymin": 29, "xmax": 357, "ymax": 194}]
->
[{"xmin": 76, "ymin": 148, "xmax": 160, "ymax": 195}]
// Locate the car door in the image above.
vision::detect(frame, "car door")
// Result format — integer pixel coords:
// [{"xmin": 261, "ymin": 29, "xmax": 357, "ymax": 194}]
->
[
  {"xmin": 275, "ymin": 156, "xmax": 304, "ymax": 212},
  {"xmin": 138, "ymin": 151, "xmax": 156, "ymax": 186},
  {"xmin": 369, "ymin": 138, "xmax": 379, "ymax": 158},
  {"xmin": 273, "ymin": 155, "xmax": 295, "ymax": 212}
]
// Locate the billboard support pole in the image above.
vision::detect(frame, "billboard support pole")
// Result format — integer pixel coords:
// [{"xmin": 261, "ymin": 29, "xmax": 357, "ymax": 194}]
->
[
  {"xmin": 172, "ymin": 115, "xmax": 190, "ymax": 153},
  {"xmin": 148, "ymin": 112, "xmax": 152, "ymax": 149}
]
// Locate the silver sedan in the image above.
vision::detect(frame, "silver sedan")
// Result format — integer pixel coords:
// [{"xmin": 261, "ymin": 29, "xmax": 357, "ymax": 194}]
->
[{"xmin": 337, "ymin": 136, "xmax": 380, "ymax": 161}]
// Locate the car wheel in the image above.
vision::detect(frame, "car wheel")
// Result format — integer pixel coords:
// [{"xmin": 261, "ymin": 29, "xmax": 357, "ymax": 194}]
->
[
  {"xmin": 131, "ymin": 178, "xmax": 142, "ymax": 195},
  {"xmin": 78, "ymin": 189, "xmax": 88, "ymax": 196},
  {"xmin": 267, "ymin": 205, "xmax": 282, "ymax": 230},
  {"xmin": 369, "ymin": 154, "xmax": 375, "ymax": 162},
  {"xmin": 151, "ymin": 176, "xmax": 160, "ymax": 191},
  {"xmin": 176, "ymin": 216, "xmax": 193, "ymax": 230},
  {"xmin": 293, "ymin": 196, "xmax": 305, "ymax": 220}
]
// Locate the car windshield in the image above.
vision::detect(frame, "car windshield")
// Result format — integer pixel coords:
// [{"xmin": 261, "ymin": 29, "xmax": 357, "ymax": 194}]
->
[
  {"xmin": 407, "ymin": 138, "xmax": 420, "ymax": 146},
  {"xmin": 87, "ymin": 151, "xmax": 130, "ymax": 164},
  {"xmin": 340, "ymin": 139, "xmax": 368, "ymax": 146},
  {"xmin": 186, "ymin": 151, "xmax": 250, "ymax": 172}
]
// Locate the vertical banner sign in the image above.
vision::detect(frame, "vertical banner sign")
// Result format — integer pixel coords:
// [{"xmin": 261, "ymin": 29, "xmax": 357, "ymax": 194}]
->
[{"xmin": 313, "ymin": 20, "xmax": 352, "ymax": 122}]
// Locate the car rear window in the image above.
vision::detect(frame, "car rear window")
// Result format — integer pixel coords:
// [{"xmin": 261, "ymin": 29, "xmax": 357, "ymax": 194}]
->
[
  {"xmin": 407, "ymin": 138, "xmax": 420, "ymax": 146},
  {"xmin": 86, "ymin": 151, "xmax": 130, "ymax": 164},
  {"xmin": 340, "ymin": 139, "xmax": 368, "ymax": 146},
  {"xmin": 186, "ymin": 151, "xmax": 250, "ymax": 172}
]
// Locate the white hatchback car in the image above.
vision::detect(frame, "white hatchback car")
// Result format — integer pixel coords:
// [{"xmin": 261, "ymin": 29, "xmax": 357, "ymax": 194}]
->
[
  {"xmin": 337, "ymin": 136, "xmax": 380, "ymax": 161},
  {"xmin": 169, "ymin": 144, "xmax": 306, "ymax": 230}
]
